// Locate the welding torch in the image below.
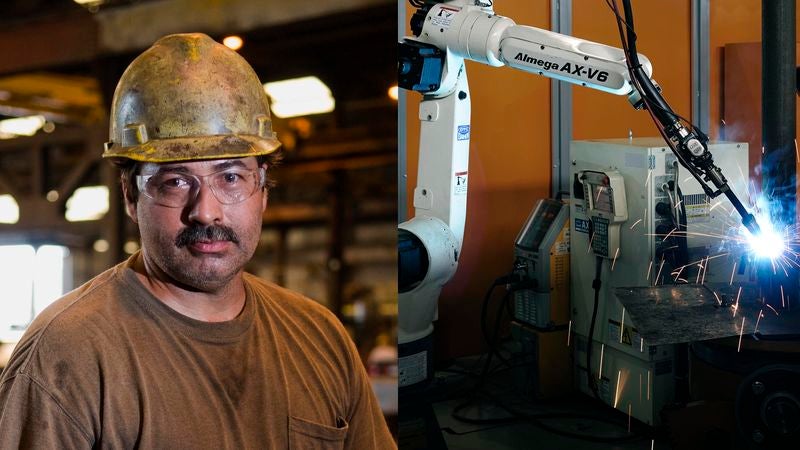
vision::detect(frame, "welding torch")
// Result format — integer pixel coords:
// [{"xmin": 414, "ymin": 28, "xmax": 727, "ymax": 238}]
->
[{"xmin": 615, "ymin": 0, "xmax": 762, "ymax": 237}]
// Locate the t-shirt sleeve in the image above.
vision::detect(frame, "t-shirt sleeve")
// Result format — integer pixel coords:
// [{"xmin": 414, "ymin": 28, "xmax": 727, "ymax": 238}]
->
[
  {"xmin": 342, "ymin": 337, "xmax": 397, "ymax": 450},
  {"xmin": 0, "ymin": 374, "xmax": 93, "ymax": 449}
]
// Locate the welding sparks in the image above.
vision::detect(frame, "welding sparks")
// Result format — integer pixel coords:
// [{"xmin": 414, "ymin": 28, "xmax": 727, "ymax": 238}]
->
[
  {"xmin": 619, "ymin": 308, "xmax": 625, "ymax": 343},
  {"xmin": 567, "ymin": 320, "xmax": 572, "ymax": 347},
  {"xmin": 781, "ymin": 285, "xmax": 785, "ymax": 308},
  {"xmin": 754, "ymin": 309, "xmax": 764, "ymax": 334},
  {"xmin": 737, "ymin": 317, "xmax": 746, "ymax": 352},
  {"xmin": 627, "ymin": 403, "xmax": 632, "ymax": 433},
  {"xmin": 629, "ymin": 218, "xmax": 643, "ymax": 230},
  {"xmin": 733, "ymin": 286, "xmax": 742, "ymax": 317},
  {"xmin": 655, "ymin": 259, "xmax": 665, "ymax": 286},
  {"xmin": 647, "ymin": 370, "xmax": 651, "ymax": 400},
  {"xmin": 766, "ymin": 304, "xmax": 780, "ymax": 316},
  {"xmin": 646, "ymin": 261, "xmax": 653, "ymax": 281},
  {"xmin": 611, "ymin": 247, "xmax": 620, "ymax": 271},
  {"xmin": 598, "ymin": 344, "xmax": 605, "ymax": 380},
  {"xmin": 701, "ymin": 256, "xmax": 709, "ymax": 284},
  {"xmin": 729, "ymin": 262, "xmax": 737, "ymax": 285},
  {"xmin": 614, "ymin": 370, "xmax": 622, "ymax": 408},
  {"xmin": 742, "ymin": 204, "xmax": 786, "ymax": 260}
]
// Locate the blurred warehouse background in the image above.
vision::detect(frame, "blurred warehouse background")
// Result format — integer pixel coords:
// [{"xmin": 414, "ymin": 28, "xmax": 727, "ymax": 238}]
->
[{"xmin": 0, "ymin": 0, "xmax": 398, "ymax": 431}]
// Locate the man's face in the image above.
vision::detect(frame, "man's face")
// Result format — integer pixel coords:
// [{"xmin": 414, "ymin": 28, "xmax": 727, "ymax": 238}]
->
[{"xmin": 126, "ymin": 157, "xmax": 267, "ymax": 292}]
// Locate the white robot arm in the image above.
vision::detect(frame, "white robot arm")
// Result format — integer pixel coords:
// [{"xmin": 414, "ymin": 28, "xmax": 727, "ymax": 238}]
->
[
  {"xmin": 397, "ymin": 0, "xmax": 758, "ymax": 389},
  {"xmin": 411, "ymin": 1, "xmax": 652, "ymax": 96}
]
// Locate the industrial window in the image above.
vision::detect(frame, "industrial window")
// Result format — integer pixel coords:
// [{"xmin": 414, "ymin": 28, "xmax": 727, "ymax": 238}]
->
[{"xmin": 0, "ymin": 245, "xmax": 69, "ymax": 343}]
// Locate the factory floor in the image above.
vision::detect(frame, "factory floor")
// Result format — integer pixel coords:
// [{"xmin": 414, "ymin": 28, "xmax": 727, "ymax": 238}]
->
[{"xmin": 399, "ymin": 356, "xmax": 671, "ymax": 450}]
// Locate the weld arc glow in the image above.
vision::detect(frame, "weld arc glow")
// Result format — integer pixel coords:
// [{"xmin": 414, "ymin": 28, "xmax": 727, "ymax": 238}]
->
[{"xmin": 744, "ymin": 211, "xmax": 785, "ymax": 260}]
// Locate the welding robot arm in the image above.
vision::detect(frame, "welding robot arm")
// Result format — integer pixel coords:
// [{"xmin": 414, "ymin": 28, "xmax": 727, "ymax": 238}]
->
[{"xmin": 398, "ymin": 0, "xmax": 759, "ymax": 377}]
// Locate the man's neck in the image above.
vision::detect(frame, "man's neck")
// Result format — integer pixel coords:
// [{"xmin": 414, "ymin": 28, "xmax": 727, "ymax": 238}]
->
[{"xmin": 131, "ymin": 254, "xmax": 247, "ymax": 322}]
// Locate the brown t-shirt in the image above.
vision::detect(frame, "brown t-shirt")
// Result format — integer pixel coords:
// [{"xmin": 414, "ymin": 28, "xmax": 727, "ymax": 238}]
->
[{"xmin": 0, "ymin": 256, "xmax": 395, "ymax": 449}]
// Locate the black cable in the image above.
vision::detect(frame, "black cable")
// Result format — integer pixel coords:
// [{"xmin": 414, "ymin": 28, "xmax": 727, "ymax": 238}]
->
[
  {"xmin": 586, "ymin": 255, "xmax": 604, "ymax": 399},
  {"xmin": 480, "ymin": 275, "xmax": 516, "ymax": 368},
  {"xmin": 475, "ymin": 288, "xmax": 513, "ymax": 391},
  {"xmin": 450, "ymin": 258, "xmax": 646, "ymax": 443}
]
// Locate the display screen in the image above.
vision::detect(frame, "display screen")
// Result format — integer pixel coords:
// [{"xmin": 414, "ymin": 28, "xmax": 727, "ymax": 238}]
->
[
  {"xmin": 516, "ymin": 199, "xmax": 563, "ymax": 251},
  {"xmin": 590, "ymin": 184, "xmax": 614, "ymax": 214}
]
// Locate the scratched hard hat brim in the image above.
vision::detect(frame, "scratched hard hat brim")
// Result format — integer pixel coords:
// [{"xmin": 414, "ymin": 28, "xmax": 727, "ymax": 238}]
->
[
  {"xmin": 102, "ymin": 134, "xmax": 280, "ymax": 163},
  {"xmin": 103, "ymin": 33, "xmax": 281, "ymax": 164}
]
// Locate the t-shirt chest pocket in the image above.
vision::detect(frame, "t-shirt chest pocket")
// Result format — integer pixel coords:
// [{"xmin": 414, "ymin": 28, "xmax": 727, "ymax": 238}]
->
[{"xmin": 288, "ymin": 415, "xmax": 348, "ymax": 450}]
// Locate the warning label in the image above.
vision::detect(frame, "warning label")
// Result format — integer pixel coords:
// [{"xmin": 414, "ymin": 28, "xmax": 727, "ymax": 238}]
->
[
  {"xmin": 431, "ymin": 6, "xmax": 459, "ymax": 28},
  {"xmin": 454, "ymin": 171, "xmax": 468, "ymax": 195},
  {"xmin": 608, "ymin": 320, "xmax": 643, "ymax": 349},
  {"xmin": 399, "ymin": 351, "xmax": 427, "ymax": 387},
  {"xmin": 684, "ymin": 193, "xmax": 710, "ymax": 223}
]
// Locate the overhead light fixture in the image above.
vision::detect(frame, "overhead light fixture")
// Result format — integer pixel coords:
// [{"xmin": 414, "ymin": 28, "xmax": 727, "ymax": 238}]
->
[
  {"xmin": 0, "ymin": 115, "xmax": 45, "ymax": 139},
  {"xmin": 73, "ymin": 0, "xmax": 104, "ymax": 5},
  {"xmin": 263, "ymin": 76, "xmax": 335, "ymax": 118},
  {"xmin": 65, "ymin": 186, "xmax": 109, "ymax": 222},
  {"xmin": 388, "ymin": 85, "xmax": 399, "ymax": 101},
  {"xmin": 223, "ymin": 36, "xmax": 243, "ymax": 51},
  {"xmin": 0, "ymin": 195, "xmax": 19, "ymax": 224},
  {"xmin": 93, "ymin": 239, "xmax": 109, "ymax": 253}
]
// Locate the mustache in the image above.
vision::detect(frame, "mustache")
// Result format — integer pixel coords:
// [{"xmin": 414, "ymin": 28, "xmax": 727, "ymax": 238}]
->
[{"xmin": 175, "ymin": 224, "xmax": 240, "ymax": 248}]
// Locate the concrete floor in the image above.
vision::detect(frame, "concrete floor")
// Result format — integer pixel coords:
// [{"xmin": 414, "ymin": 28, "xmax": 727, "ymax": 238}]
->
[
  {"xmin": 432, "ymin": 397, "xmax": 668, "ymax": 450},
  {"xmin": 399, "ymin": 357, "xmax": 672, "ymax": 450}
]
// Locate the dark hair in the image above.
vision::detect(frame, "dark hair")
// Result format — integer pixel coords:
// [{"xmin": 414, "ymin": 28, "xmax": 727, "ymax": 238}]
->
[{"xmin": 118, "ymin": 152, "xmax": 282, "ymax": 204}]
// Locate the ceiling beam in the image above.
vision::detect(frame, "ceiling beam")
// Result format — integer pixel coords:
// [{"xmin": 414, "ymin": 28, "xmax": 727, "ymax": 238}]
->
[{"xmin": 0, "ymin": 12, "xmax": 98, "ymax": 76}]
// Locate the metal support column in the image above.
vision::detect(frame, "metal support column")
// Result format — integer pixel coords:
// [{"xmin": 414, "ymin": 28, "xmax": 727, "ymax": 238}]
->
[
  {"xmin": 762, "ymin": 0, "xmax": 796, "ymax": 226},
  {"xmin": 691, "ymin": 0, "xmax": 710, "ymax": 133},
  {"xmin": 551, "ymin": 0, "xmax": 572, "ymax": 196}
]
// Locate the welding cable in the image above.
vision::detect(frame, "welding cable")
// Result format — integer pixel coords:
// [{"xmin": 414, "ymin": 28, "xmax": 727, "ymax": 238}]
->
[
  {"xmin": 476, "ymin": 287, "xmax": 514, "ymax": 391},
  {"xmin": 480, "ymin": 273, "xmax": 517, "ymax": 369},
  {"xmin": 586, "ymin": 254, "xmax": 604, "ymax": 399}
]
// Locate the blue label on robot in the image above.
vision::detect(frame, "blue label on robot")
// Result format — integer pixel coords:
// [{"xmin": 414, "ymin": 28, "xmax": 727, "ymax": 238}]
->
[
  {"xmin": 457, "ymin": 125, "xmax": 470, "ymax": 140},
  {"xmin": 575, "ymin": 218, "xmax": 590, "ymax": 234}
]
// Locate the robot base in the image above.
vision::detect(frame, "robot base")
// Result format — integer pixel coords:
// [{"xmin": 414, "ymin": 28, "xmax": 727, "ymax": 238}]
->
[{"xmin": 399, "ymin": 332, "xmax": 435, "ymax": 393}]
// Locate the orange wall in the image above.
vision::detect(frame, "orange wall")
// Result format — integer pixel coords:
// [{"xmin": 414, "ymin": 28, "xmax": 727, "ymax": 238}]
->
[
  {"xmin": 404, "ymin": 1, "xmax": 552, "ymax": 359},
  {"xmin": 710, "ymin": 0, "xmax": 762, "ymax": 140},
  {"xmin": 573, "ymin": 0, "xmax": 691, "ymax": 139},
  {"xmin": 402, "ymin": 1, "xmax": 754, "ymax": 361}
]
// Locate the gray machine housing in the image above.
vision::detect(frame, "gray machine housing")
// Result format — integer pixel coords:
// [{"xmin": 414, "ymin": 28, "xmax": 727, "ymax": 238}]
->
[
  {"xmin": 570, "ymin": 138, "xmax": 750, "ymax": 425},
  {"xmin": 513, "ymin": 199, "xmax": 570, "ymax": 329}
]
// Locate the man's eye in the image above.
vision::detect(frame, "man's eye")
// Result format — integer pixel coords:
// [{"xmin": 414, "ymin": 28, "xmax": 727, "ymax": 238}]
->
[
  {"xmin": 220, "ymin": 171, "xmax": 245, "ymax": 184},
  {"xmin": 157, "ymin": 176, "xmax": 191, "ymax": 189}
]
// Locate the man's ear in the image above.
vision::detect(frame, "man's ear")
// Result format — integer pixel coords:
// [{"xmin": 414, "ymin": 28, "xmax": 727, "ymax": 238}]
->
[
  {"xmin": 121, "ymin": 183, "xmax": 138, "ymax": 223},
  {"xmin": 261, "ymin": 163, "xmax": 269, "ymax": 213}
]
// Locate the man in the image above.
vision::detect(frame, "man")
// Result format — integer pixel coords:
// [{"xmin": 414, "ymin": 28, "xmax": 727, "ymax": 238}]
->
[{"xmin": 0, "ymin": 33, "xmax": 395, "ymax": 449}]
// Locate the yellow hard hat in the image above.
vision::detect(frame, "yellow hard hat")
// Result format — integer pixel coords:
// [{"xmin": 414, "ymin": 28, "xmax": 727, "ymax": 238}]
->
[{"xmin": 103, "ymin": 33, "xmax": 281, "ymax": 163}]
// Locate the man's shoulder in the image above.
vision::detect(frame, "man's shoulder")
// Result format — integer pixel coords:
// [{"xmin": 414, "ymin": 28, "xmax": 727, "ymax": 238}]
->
[{"xmin": 1, "ymin": 265, "xmax": 126, "ymax": 379}]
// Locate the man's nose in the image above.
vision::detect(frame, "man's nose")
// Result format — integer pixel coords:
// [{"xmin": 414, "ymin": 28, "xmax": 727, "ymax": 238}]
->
[{"xmin": 186, "ymin": 183, "xmax": 222, "ymax": 224}]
